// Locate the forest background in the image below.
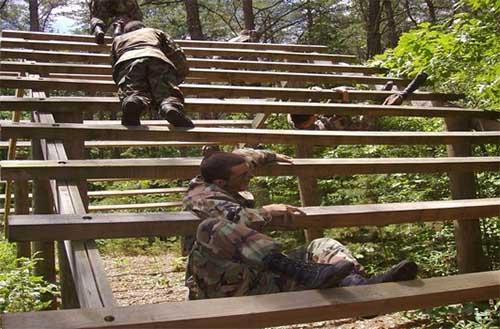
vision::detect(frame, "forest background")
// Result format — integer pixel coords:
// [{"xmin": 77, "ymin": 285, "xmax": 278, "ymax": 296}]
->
[{"xmin": 1, "ymin": 0, "xmax": 499, "ymax": 327}]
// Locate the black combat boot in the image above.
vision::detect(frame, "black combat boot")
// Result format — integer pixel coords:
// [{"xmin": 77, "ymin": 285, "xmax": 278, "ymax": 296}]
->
[
  {"xmin": 159, "ymin": 103, "xmax": 194, "ymax": 128},
  {"xmin": 366, "ymin": 260, "xmax": 418, "ymax": 284},
  {"xmin": 263, "ymin": 253, "xmax": 354, "ymax": 289},
  {"xmin": 94, "ymin": 26, "xmax": 105, "ymax": 44},
  {"xmin": 121, "ymin": 97, "xmax": 144, "ymax": 126}
]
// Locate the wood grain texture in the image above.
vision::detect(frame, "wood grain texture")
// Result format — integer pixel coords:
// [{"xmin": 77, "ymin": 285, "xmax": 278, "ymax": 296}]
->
[{"xmin": 2, "ymin": 271, "xmax": 499, "ymax": 329}]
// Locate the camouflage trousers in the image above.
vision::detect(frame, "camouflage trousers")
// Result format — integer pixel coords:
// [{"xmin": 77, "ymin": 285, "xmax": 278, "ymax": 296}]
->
[
  {"xmin": 114, "ymin": 57, "xmax": 184, "ymax": 117},
  {"xmin": 186, "ymin": 217, "xmax": 364, "ymax": 299},
  {"xmin": 90, "ymin": 0, "xmax": 142, "ymax": 33}
]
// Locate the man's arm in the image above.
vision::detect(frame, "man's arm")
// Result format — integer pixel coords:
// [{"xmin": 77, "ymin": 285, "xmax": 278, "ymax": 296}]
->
[{"xmin": 233, "ymin": 148, "xmax": 292, "ymax": 170}]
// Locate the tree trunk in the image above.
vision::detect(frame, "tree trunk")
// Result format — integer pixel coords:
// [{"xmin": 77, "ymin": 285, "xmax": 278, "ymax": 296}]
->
[
  {"xmin": 383, "ymin": 0, "xmax": 399, "ymax": 48},
  {"xmin": 366, "ymin": 0, "xmax": 382, "ymax": 58},
  {"xmin": 242, "ymin": 0, "xmax": 255, "ymax": 31},
  {"xmin": 424, "ymin": 0, "xmax": 437, "ymax": 23},
  {"xmin": 29, "ymin": 0, "xmax": 40, "ymax": 31},
  {"xmin": 184, "ymin": 0, "xmax": 204, "ymax": 40}
]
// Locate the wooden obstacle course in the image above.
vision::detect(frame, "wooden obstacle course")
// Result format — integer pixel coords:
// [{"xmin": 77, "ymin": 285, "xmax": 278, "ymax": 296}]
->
[{"xmin": 0, "ymin": 29, "xmax": 499, "ymax": 328}]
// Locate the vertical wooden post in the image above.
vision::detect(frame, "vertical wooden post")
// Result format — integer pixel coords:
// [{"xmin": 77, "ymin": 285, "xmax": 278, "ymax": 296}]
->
[
  {"xmin": 31, "ymin": 137, "xmax": 56, "ymax": 287},
  {"xmin": 444, "ymin": 116, "xmax": 488, "ymax": 273},
  {"xmin": 52, "ymin": 111, "xmax": 88, "ymax": 308},
  {"xmin": 14, "ymin": 180, "xmax": 31, "ymax": 258},
  {"xmin": 296, "ymin": 144, "xmax": 323, "ymax": 242},
  {"xmin": 54, "ymin": 112, "xmax": 89, "ymax": 210}
]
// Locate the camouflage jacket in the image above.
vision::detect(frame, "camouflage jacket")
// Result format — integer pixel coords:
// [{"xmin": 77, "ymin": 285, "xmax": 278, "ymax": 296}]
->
[
  {"xmin": 184, "ymin": 149, "xmax": 284, "ymax": 299},
  {"xmin": 314, "ymin": 114, "xmax": 374, "ymax": 131},
  {"xmin": 90, "ymin": 0, "xmax": 142, "ymax": 28},
  {"xmin": 111, "ymin": 28, "xmax": 188, "ymax": 82}
]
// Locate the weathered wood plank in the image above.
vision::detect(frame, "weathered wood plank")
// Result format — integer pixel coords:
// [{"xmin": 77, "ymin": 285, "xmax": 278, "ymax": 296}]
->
[
  {"xmin": 1, "ymin": 123, "xmax": 498, "ymax": 146},
  {"xmin": 2, "ymin": 97, "xmax": 485, "ymax": 118},
  {"xmin": 88, "ymin": 201, "xmax": 183, "ymax": 212},
  {"xmin": 33, "ymin": 111, "xmax": 115, "ymax": 308},
  {"xmin": 0, "ymin": 78, "xmax": 465, "ymax": 102},
  {"xmin": 1, "ymin": 30, "xmax": 329, "ymax": 52},
  {"xmin": 8, "ymin": 198, "xmax": 500, "ymax": 242},
  {"xmin": 0, "ymin": 61, "xmax": 404, "ymax": 86},
  {"xmin": 0, "ymin": 59, "xmax": 386, "ymax": 75},
  {"xmin": 1, "ymin": 157, "xmax": 498, "ymax": 181},
  {"xmin": 2, "ymin": 271, "xmax": 499, "ymax": 329},
  {"xmin": 0, "ymin": 44, "xmax": 356, "ymax": 63}
]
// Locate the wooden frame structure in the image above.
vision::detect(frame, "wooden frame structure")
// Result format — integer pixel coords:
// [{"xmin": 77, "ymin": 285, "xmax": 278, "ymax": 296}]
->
[{"xmin": 0, "ymin": 29, "xmax": 499, "ymax": 328}]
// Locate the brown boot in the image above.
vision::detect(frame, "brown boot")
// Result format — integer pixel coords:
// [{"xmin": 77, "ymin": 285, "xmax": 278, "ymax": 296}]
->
[
  {"xmin": 160, "ymin": 103, "xmax": 194, "ymax": 128},
  {"xmin": 121, "ymin": 97, "xmax": 145, "ymax": 126}
]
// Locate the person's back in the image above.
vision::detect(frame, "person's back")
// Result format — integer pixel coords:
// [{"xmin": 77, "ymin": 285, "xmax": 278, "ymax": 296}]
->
[{"xmin": 111, "ymin": 21, "xmax": 193, "ymax": 128}]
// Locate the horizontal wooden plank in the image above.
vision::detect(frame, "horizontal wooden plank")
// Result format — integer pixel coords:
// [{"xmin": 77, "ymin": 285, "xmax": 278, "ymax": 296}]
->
[
  {"xmin": 1, "ymin": 157, "xmax": 498, "ymax": 181},
  {"xmin": 0, "ymin": 140, "xmax": 220, "ymax": 149},
  {"xmin": 89, "ymin": 201, "xmax": 183, "ymax": 212},
  {"xmin": 0, "ymin": 44, "xmax": 356, "ymax": 63},
  {"xmin": 0, "ymin": 59, "xmax": 386, "ymax": 75},
  {"xmin": 2, "ymin": 271, "xmax": 499, "ymax": 329},
  {"xmin": 1, "ymin": 123, "xmax": 498, "ymax": 146},
  {"xmin": 1, "ymin": 30, "xmax": 329, "ymax": 52},
  {"xmin": 7, "ymin": 198, "xmax": 500, "ymax": 241},
  {"xmin": 0, "ymin": 61, "xmax": 403, "ymax": 86},
  {"xmin": 0, "ymin": 119, "xmax": 252, "ymax": 127},
  {"xmin": 1, "ymin": 97, "xmax": 483, "ymax": 118},
  {"xmin": 0, "ymin": 187, "xmax": 187, "ymax": 200},
  {"xmin": 0, "ymin": 77, "xmax": 464, "ymax": 101}
]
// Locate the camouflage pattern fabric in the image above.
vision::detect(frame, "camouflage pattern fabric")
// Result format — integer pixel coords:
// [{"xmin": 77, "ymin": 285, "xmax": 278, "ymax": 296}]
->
[
  {"xmin": 112, "ymin": 27, "xmax": 189, "ymax": 83},
  {"xmin": 184, "ymin": 149, "xmax": 360, "ymax": 299},
  {"xmin": 90, "ymin": 0, "xmax": 143, "ymax": 33},
  {"xmin": 113, "ymin": 57, "xmax": 184, "ymax": 114}
]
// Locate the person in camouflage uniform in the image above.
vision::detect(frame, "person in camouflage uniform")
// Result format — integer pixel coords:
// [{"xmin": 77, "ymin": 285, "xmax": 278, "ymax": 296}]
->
[
  {"xmin": 111, "ymin": 21, "xmax": 194, "ymax": 128},
  {"xmin": 288, "ymin": 86, "xmax": 377, "ymax": 131},
  {"xmin": 89, "ymin": 0, "xmax": 143, "ymax": 44},
  {"xmin": 184, "ymin": 148, "xmax": 418, "ymax": 300}
]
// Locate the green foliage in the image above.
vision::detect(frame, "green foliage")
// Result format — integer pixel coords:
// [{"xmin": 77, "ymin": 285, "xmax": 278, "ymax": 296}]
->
[
  {"xmin": 372, "ymin": 0, "xmax": 500, "ymax": 110},
  {"xmin": 0, "ymin": 243, "xmax": 59, "ymax": 313},
  {"xmin": 406, "ymin": 300, "xmax": 500, "ymax": 328},
  {"xmin": 96, "ymin": 236, "xmax": 180, "ymax": 257}
]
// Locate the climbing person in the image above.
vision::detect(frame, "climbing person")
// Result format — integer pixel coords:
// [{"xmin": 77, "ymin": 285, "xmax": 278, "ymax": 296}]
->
[
  {"xmin": 89, "ymin": 0, "xmax": 143, "ymax": 44},
  {"xmin": 183, "ymin": 148, "xmax": 418, "ymax": 299},
  {"xmin": 111, "ymin": 20, "xmax": 194, "ymax": 128}
]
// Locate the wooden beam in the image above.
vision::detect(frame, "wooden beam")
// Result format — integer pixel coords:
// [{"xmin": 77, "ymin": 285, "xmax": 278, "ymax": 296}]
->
[
  {"xmin": 0, "ymin": 44, "xmax": 356, "ymax": 63},
  {"xmin": 0, "ymin": 59, "xmax": 386, "ymax": 75},
  {"xmin": 7, "ymin": 198, "xmax": 500, "ymax": 241},
  {"xmin": 1, "ymin": 157, "xmax": 498, "ymax": 181},
  {"xmin": 33, "ymin": 111, "xmax": 114, "ymax": 308},
  {"xmin": 1, "ymin": 97, "xmax": 484, "ymax": 117},
  {"xmin": 0, "ymin": 78, "xmax": 465, "ymax": 102},
  {"xmin": 88, "ymin": 201, "xmax": 183, "ymax": 212},
  {"xmin": 2, "ymin": 271, "xmax": 499, "ymax": 329},
  {"xmin": 0, "ymin": 61, "xmax": 404, "ymax": 86},
  {"xmin": 1, "ymin": 123, "xmax": 498, "ymax": 146},
  {"xmin": 1, "ymin": 30, "xmax": 329, "ymax": 52}
]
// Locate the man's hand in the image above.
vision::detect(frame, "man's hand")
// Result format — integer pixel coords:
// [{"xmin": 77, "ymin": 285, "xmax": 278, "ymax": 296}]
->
[
  {"xmin": 261, "ymin": 203, "xmax": 305, "ymax": 227},
  {"xmin": 275, "ymin": 153, "xmax": 293, "ymax": 163}
]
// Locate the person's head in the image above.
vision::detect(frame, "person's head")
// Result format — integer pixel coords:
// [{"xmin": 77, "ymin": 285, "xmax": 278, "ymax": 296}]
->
[
  {"xmin": 201, "ymin": 152, "xmax": 252, "ymax": 192},
  {"xmin": 288, "ymin": 114, "xmax": 317, "ymax": 130},
  {"xmin": 123, "ymin": 20, "xmax": 146, "ymax": 34}
]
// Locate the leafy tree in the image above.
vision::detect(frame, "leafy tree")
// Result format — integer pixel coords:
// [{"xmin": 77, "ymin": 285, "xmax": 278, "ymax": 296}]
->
[{"xmin": 372, "ymin": 0, "xmax": 500, "ymax": 110}]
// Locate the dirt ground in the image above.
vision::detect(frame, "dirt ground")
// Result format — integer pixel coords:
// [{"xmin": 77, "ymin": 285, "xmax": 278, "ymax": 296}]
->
[{"xmin": 102, "ymin": 254, "xmax": 428, "ymax": 329}]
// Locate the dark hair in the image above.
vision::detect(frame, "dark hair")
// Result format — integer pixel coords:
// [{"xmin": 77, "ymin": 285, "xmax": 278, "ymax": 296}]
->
[
  {"xmin": 290, "ymin": 114, "xmax": 314, "ymax": 126},
  {"xmin": 124, "ymin": 20, "xmax": 146, "ymax": 33},
  {"xmin": 201, "ymin": 152, "xmax": 246, "ymax": 183}
]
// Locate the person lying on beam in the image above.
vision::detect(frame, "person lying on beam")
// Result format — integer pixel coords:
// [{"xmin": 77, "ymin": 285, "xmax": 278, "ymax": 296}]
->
[
  {"xmin": 287, "ymin": 85, "xmax": 386, "ymax": 131},
  {"xmin": 89, "ymin": 0, "xmax": 143, "ymax": 44},
  {"xmin": 183, "ymin": 148, "xmax": 418, "ymax": 300},
  {"xmin": 111, "ymin": 21, "xmax": 194, "ymax": 128}
]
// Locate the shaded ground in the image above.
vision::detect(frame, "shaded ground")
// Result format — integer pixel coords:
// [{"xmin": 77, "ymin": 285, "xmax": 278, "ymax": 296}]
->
[{"xmin": 102, "ymin": 253, "xmax": 428, "ymax": 329}]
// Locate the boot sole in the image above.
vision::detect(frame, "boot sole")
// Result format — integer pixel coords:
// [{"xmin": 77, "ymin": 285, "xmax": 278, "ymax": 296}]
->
[
  {"xmin": 121, "ymin": 101, "xmax": 142, "ymax": 126},
  {"xmin": 165, "ymin": 110, "xmax": 194, "ymax": 128}
]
